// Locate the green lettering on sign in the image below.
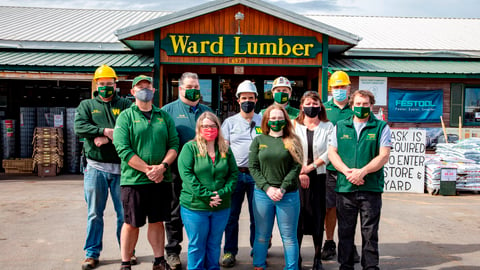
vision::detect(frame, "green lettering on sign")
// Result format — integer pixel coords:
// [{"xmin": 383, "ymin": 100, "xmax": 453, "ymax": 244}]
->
[{"xmin": 161, "ymin": 34, "xmax": 322, "ymax": 58}]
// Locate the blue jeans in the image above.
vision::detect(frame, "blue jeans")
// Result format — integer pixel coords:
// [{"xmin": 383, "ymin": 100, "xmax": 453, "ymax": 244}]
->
[
  {"xmin": 181, "ymin": 206, "xmax": 230, "ymax": 270},
  {"xmin": 223, "ymin": 172, "xmax": 255, "ymax": 255},
  {"xmin": 83, "ymin": 164, "xmax": 124, "ymax": 259},
  {"xmin": 253, "ymin": 187, "xmax": 300, "ymax": 270},
  {"xmin": 336, "ymin": 191, "xmax": 382, "ymax": 270}
]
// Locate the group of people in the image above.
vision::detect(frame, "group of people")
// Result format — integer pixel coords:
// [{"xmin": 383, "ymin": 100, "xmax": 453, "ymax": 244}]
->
[{"xmin": 75, "ymin": 64, "xmax": 391, "ymax": 270}]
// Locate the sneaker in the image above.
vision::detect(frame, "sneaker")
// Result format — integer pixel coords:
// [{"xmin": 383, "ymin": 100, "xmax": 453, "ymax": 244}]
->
[
  {"xmin": 353, "ymin": 246, "xmax": 360, "ymax": 263},
  {"xmin": 320, "ymin": 240, "xmax": 336, "ymax": 260},
  {"xmin": 82, "ymin": 258, "xmax": 99, "ymax": 270},
  {"xmin": 221, "ymin": 253, "xmax": 236, "ymax": 267},
  {"xmin": 166, "ymin": 254, "xmax": 181, "ymax": 270},
  {"xmin": 153, "ymin": 259, "xmax": 171, "ymax": 270}
]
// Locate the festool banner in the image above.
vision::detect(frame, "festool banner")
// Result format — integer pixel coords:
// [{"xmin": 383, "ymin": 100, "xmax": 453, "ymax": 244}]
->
[
  {"xmin": 388, "ymin": 89, "xmax": 443, "ymax": 122},
  {"xmin": 160, "ymin": 34, "xmax": 322, "ymax": 58}
]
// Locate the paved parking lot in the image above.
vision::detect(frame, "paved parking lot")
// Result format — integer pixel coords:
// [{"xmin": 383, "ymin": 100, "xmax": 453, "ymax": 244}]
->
[{"xmin": 0, "ymin": 174, "xmax": 479, "ymax": 270}]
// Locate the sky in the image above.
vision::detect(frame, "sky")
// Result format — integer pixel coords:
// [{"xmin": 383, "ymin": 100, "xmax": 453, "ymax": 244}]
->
[{"xmin": 0, "ymin": 0, "xmax": 478, "ymax": 18}]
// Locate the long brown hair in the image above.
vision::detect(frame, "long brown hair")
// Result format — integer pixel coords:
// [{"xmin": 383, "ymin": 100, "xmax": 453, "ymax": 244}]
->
[
  {"xmin": 261, "ymin": 104, "xmax": 303, "ymax": 165},
  {"xmin": 295, "ymin": 91, "xmax": 328, "ymax": 125},
  {"xmin": 194, "ymin": 112, "xmax": 229, "ymax": 157}
]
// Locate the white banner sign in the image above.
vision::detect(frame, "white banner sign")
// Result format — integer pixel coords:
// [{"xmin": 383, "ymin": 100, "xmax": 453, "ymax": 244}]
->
[
  {"xmin": 384, "ymin": 129, "xmax": 426, "ymax": 193},
  {"xmin": 359, "ymin": 77, "xmax": 387, "ymax": 106}
]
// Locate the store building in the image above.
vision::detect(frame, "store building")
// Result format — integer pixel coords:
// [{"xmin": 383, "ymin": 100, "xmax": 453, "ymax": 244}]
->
[{"xmin": 1, "ymin": 0, "xmax": 480, "ymax": 166}]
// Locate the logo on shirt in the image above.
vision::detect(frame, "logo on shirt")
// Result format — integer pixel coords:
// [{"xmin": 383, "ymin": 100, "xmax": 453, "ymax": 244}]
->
[
  {"xmin": 111, "ymin": 108, "xmax": 121, "ymax": 116},
  {"xmin": 177, "ymin": 114, "xmax": 188, "ymax": 119},
  {"xmin": 367, "ymin": 133, "xmax": 377, "ymax": 140},
  {"xmin": 259, "ymin": 144, "xmax": 268, "ymax": 149},
  {"xmin": 92, "ymin": 109, "xmax": 101, "ymax": 114},
  {"xmin": 340, "ymin": 134, "xmax": 352, "ymax": 140},
  {"xmin": 134, "ymin": 120, "xmax": 141, "ymax": 123},
  {"xmin": 157, "ymin": 118, "xmax": 165, "ymax": 123}
]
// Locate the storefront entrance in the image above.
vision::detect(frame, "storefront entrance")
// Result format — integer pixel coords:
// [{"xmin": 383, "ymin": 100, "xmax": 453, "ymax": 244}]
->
[{"xmin": 166, "ymin": 74, "xmax": 308, "ymax": 120}]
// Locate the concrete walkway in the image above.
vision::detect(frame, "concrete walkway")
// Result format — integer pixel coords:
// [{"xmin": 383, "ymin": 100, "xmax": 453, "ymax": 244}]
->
[{"xmin": 0, "ymin": 174, "xmax": 479, "ymax": 270}]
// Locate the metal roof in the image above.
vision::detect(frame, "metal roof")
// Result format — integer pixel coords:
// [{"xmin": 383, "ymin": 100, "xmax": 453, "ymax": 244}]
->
[
  {"xmin": 329, "ymin": 58, "xmax": 480, "ymax": 78},
  {"xmin": 309, "ymin": 15, "xmax": 480, "ymax": 57},
  {"xmin": 0, "ymin": 51, "xmax": 154, "ymax": 72},
  {"xmin": 115, "ymin": 0, "xmax": 361, "ymax": 46},
  {"xmin": 0, "ymin": 6, "xmax": 167, "ymax": 51}
]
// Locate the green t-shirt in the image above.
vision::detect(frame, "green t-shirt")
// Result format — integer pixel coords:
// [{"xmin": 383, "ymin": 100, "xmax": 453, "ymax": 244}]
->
[
  {"xmin": 260, "ymin": 104, "xmax": 300, "ymax": 121},
  {"xmin": 248, "ymin": 134, "xmax": 301, "ymax": 193}
]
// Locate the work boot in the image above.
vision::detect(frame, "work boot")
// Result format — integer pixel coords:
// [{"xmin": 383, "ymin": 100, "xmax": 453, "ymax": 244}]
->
[
  {"xmin": 81, "ymin": 258, "xmax": 99, "ymax": 270},
  {"xmin": 166, "ymin": 254, "xmax": 181, "ymax": 270},
  {"xmin": 320, "ymin": 240, "xmax": 336, "ymax": 260},
  {"xmin": 221, "ymin": 252, "xmax": 236, "ymax": 267}
]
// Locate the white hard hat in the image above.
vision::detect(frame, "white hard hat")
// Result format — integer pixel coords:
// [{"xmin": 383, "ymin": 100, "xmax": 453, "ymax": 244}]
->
[
  {"xmin": 272, "ymin": 76, "xmax": 292, "ymax": 91},
  {"xmin": 236, "ymin": 80, "xmax": 258, "ymax": 98}
]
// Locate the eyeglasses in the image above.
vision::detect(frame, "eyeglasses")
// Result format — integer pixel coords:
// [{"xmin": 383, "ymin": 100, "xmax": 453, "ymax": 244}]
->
[
  {"xmin": 201, "ymin": 124, "xmax": 217, "ymax": 129},
  {"xmin": 97, "ymin": 82, "xmax": 115, "ymax": 87}
]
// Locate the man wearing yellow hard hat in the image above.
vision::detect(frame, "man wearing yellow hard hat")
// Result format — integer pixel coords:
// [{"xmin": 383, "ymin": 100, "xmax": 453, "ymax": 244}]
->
[
  {"xmin": 322, "ymin": 70, "xmax": 359, "ymax": 263},
  {"xmin": 75, "ymin": 64, "xmax": 132, "ymax": 270}
]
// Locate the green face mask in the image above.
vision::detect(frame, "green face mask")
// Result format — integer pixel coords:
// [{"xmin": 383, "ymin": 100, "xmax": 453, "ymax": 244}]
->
[
  {"xmin": 97, "ymin": 86, "xmax": 115, "ymax": 98},
  {"xmin": 274, "ymin": 92, "xmax": 289, "ymax": 104},
  {"xmin": 268, "ymin": 120, "xmax": 286, "ymax": 132},
  {"xmin": 185, "ymin": 89, "xmax": 201, "ymax": 102},
  {"xmin": 353, "ymin": 106, "xmax": 371, "ymax": 119}
]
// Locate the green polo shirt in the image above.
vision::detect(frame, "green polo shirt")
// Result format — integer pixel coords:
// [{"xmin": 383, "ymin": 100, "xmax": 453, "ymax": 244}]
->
[
  {"xmin": 178, "ymin": 141, "xmax": 238, "ymax": 211},
  {"xmin": 260, "ymin": 104, "xmax": 300, "ymax": 121},
  {"xmin": 324, "ymin": 99, "xmax": 354, "ymax": 171},
  {"xmin": 161, "ymin": 99, "xmax": 212, "ymax": 147},
  {"xmin": 113, "ymin": 104, "xmax": 179, "ymax": 185}
]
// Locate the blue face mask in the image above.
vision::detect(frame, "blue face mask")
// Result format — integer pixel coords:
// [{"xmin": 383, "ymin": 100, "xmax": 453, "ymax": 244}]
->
[
  {"xmin": 135, "ymin": 88, "xmax": 154, "ymax": 102},
  {"xmin": 332, "ymin": 89, "xmax": 347, "ymax": 102}
]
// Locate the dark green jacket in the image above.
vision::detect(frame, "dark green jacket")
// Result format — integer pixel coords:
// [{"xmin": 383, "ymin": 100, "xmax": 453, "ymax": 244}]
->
[
  {"xmin": 249, "ymin": 134, "xmax": 301, "ymax": 193},
  {"xmin": 178, "ymin": 141, "xmax": 238, "ymax": 211},
  {"xmin": 335, "ymin": 116, "xmax": 387, "ymax": 193},
  {"xmin": 113, "ymin": 104, "xmax": 179, "ymax": 185},
  {"xmin": 74, "ymin": 95, "xmax": 131, "ymax": 163},
  {"xmin": 324, "ymin": 99, "xmax": 354, "ymax": 171}
]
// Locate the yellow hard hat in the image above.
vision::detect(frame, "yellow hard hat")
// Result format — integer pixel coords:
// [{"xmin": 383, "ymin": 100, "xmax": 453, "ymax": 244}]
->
[
  {"xmin": 93, "ymin": 64, "xmax": 117, "ymax": 80},
  {"xmin": 329, "ymin": 71, "xmax": 350, "ymax": 87}
]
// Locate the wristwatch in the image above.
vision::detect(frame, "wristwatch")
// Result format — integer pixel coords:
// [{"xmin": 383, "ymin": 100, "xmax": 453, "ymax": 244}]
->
[
  {"xmin": 312, "ymin": 162, "xmax": 318, "ymax": 169},
  {"xmin": 161, "ymin": 162, "xmax": 169, "ymax": 169}
]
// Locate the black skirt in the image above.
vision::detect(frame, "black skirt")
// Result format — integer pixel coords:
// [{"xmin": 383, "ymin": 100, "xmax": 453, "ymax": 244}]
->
[{"xmin": 298, "ymin": 171, "xmax": 326, "ymax": 236}]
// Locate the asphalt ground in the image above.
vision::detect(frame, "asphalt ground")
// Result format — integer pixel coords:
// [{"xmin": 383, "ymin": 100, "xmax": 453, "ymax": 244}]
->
[{"xmin": 0, "ymin": 174, "xmax": 479, "ymax": 270}]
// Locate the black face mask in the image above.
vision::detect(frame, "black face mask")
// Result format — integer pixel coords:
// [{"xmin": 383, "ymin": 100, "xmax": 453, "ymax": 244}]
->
[
  {"xmin": 303, "ymin": 106, "xmax": 321, "ymax": 118},
  {"xmin": 241, "ymin": 101, "xmax": 255, "ymax": 113}
]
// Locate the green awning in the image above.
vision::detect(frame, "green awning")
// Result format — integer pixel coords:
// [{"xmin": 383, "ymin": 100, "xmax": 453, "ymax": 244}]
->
[
  {"xmin": 0, "ymin": 51, "xmax": 154, "ymax": 72},
  {"xmin": 329, "ymin": 58, "xmax": 480, "ymax": 78}
]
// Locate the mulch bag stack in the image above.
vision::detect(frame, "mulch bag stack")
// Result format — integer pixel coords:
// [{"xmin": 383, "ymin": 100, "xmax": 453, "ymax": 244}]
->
[
  {"xmin": 425, "ymin": 138, "xmax": 480, "ymax": 192},
  {"xmin": 32, "ymin": 127, "xmax": 64, "ymax": 177}
]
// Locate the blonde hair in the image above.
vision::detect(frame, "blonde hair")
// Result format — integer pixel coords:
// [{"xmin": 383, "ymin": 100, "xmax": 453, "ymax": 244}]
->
[
  {"xmin": 261, "ymin": 104, "xmax": 304, "ymax": 165},
  {"xmin": 194, "ymin": 112, "xmax": 229, "ymax": 157}
]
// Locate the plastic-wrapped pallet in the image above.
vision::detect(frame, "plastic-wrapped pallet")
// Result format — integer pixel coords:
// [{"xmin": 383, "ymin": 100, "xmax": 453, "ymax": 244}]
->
[
  {"xmin": 1, "ymin": 120, "xmax": 15, "ymax": 159},
  {"xmin": 65, "ymin": 108, "xmax": 81, "ymax": 173},
  {"xmin": 19, "ymin": 107, "xmax": 36, "ymax": 158}
]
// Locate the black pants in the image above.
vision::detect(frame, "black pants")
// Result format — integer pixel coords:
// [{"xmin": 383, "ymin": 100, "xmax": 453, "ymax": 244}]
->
[
  {"xmin": 337, "ymin": 191, "xmax": 382, "ymax": 270},
  {"xmin": 165, "ymin": 165, "xmax": 183, "ymax": 255},
  {"xmin": 298, "ymin": 172, "xmax": 326, "ymax": 259}
]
